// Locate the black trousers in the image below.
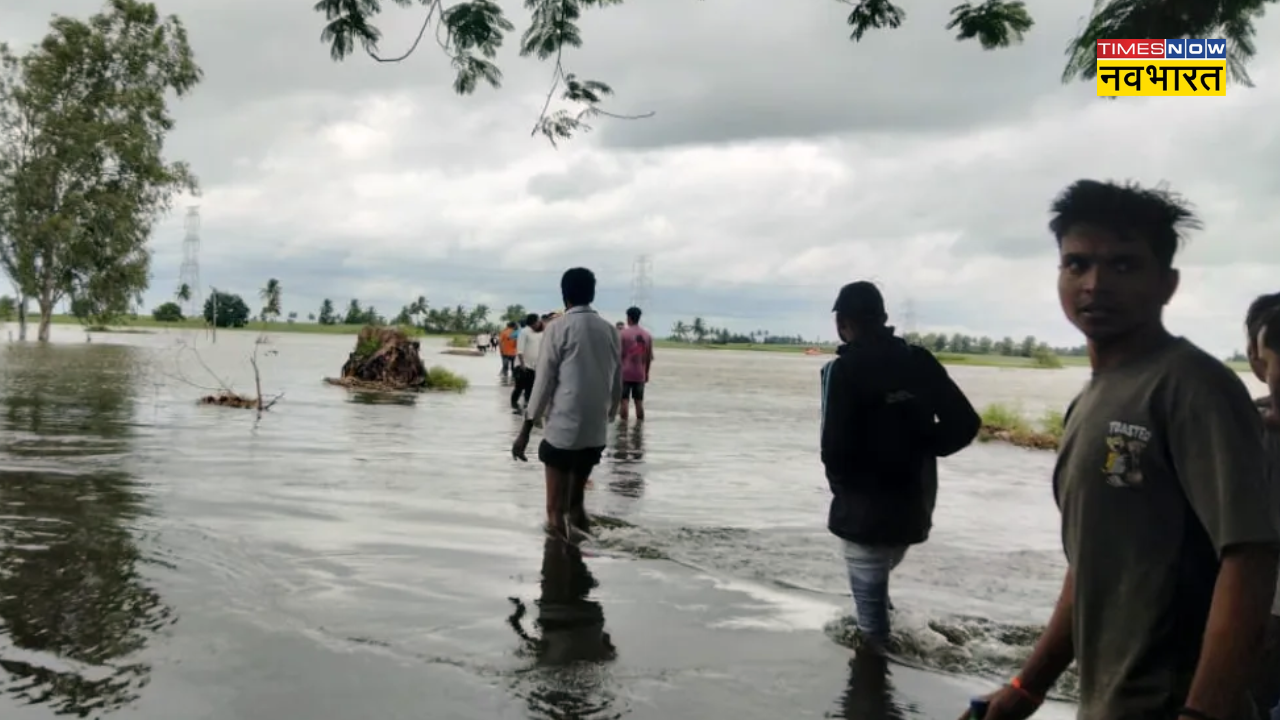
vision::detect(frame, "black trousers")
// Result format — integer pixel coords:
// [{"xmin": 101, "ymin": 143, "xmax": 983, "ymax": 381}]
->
[{"xmin": 511, "ymin": 367, "xmax": 535, "ymax": 408}]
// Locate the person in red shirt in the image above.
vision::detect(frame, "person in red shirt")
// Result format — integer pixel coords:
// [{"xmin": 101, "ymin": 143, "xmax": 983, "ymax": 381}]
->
[{"xmin": 618, "ymin": 306, "xmax": 653, "ymax": 423}]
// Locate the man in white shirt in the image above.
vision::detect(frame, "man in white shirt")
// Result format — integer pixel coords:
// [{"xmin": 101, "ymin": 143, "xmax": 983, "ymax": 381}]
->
[
  {"xmin": 511, "ymin": 313, "xmax": 544, "ymax": 413},
  {"xmin": 512, "ymin": 268, "xmax": 622, "ymax": 539}
]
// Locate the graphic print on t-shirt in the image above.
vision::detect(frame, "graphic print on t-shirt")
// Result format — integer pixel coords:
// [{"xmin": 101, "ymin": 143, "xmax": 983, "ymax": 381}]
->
[{"xmin": 1102, "ymin": 420, "xmax": 1152, "ymax": 488}]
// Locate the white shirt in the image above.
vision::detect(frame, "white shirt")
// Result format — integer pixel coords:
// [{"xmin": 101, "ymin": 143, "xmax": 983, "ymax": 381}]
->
[
  {"xmin": 526, "ymin": 305, "xmax": 622, "ymax": 450},
  {"xmin": 517, "ymin": 325, "xmax": 543, "ymax": 368}
]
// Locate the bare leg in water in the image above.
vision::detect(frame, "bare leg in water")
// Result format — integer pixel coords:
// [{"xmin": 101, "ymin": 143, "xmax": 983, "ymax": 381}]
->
[
  {"xmin": 544, "ymin": 465, "xmax": 571, "ymax": 538},
  {"xmin": 568, "ymin": 469, "xmax": 592, "ymax": 535}
]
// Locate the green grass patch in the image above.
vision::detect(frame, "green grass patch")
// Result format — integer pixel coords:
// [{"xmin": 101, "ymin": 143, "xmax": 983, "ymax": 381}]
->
[
  {"xmin": 447, "ymin": 334, "xmax": 473, "ymax": 348},
  {"xmin": 425, "ymin": 365, "xmax": 469, "ymax": 391},
  {"xmin": 978, "ymin": 402, "xmax": 1063, "ymax": 450},
  {"xmin": 48, "ymin": 314, "xmax": 427, "ymax": 337}
]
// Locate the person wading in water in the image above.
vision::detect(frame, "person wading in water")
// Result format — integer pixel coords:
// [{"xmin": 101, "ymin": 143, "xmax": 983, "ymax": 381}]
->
[
  {"xmin": 512, "ymin": 268, "xmax": 621, "ymax": 540},
  {"xmin": 821, "ymin": 280, "xmax": 979, "ymax": 654}
]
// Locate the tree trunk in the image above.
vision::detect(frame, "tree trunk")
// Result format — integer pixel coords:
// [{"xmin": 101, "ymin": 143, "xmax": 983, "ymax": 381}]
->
[
  {"xmin": 16, "ymin": 295, "xmax": 27, "ymax": 341},
  {"xmin": 36, "ymin": 293, "xmax": 54, "ymax": 342}
]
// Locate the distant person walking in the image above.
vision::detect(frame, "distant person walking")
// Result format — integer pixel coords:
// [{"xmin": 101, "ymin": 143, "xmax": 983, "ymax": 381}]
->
[
  {"xmin": 499, "ymin": 322, "xmax": 519, "ymax": 379},
  {"xmin": 968, "ymin": 180, "xmax": 1278, "ymax": 720},
  {"xmin": 512, "ymin": 313, "xmax": 544, "ymax": 413},
  {"xmin": 618, "ymin": 306, "xmax": 653, "ymax": 423},
  {"xmin": 513, "ymin": 268, "xmax": 621, "ymax": 539},
  {"xmin": 474, "ymin": 332, "xmax": 489, "ymax": 354},
  {"xmin": 821, "ymin": 280, "xmax": 979, "ymax": 654}
]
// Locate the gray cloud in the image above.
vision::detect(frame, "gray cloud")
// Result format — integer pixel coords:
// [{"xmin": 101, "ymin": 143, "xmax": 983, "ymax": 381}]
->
[{"xmin": 3, "ymin": 0, "xmax": 1279, "ymax": 356}]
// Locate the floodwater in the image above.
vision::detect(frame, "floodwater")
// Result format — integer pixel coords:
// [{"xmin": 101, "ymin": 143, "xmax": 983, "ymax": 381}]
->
[{"xmin": 0, "ymin": 326, "xmax": 1265, "ymax": 720}]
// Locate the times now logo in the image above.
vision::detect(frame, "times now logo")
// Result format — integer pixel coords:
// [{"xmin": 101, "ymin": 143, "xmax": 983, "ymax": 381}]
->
[{"xmin": 1096, "ymin": 39, "xmax": 1227, "ymax": 59}]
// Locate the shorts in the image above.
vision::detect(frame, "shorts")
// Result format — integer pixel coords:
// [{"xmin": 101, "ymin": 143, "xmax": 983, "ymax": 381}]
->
[
  {"xmin": 622, "ymin": 381, "xmax": 645, "ymax": 401},
  {"xmin": 538, "ymin": 439, "xmax": 604, "ymax": 476}
]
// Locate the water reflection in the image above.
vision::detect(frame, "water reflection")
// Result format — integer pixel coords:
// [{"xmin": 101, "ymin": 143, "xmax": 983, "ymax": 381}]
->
[
  {"xmin": 829, "ymin": 653, "xmax": 914, "ymax": 720},
  {"xmin": 508, "ymin": 537, "xmax": 618, "ymax": 719},
  {"xmin": 607, "ymin": 424, "xmax": 645, "ymax": 500},
  {"xmin": 0, "ymin": 344, "xmax": 171, "ymax": 715}
]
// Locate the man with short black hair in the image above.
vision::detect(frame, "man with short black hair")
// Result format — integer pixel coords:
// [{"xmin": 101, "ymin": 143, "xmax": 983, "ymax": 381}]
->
[
  {"xmin": 512, "ymin": 313, "xmax": 544, "ymax": 413},
  {"xmin": 513, "ymin": 268, "xmax": 621, "ymax": 539},
  {"xmin": 619, "ymin": 306, "xmax": 653, "ymax": 423},
  {"xmin": 822, "ymin": 280, "xmax": 979, "ymax": 653},
  {"xmin": 971, "ymin": 180, "xmax": 1280, "ymax": 720}
]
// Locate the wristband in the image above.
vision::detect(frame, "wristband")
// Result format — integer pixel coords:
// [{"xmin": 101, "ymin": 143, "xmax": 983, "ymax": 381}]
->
[
  {"xmin": 1178, "ymin": 708, "xmax": 1222, "ymax": 720},
  {"xmin": 1009, "ymin": 677, "xmax": 1044, "ymax": 705}
]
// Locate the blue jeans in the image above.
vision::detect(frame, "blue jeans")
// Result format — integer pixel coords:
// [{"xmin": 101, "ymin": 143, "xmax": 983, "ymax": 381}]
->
[{"xmin": 842, "ymin": 541, "xmax": 908, "ymax": 646}]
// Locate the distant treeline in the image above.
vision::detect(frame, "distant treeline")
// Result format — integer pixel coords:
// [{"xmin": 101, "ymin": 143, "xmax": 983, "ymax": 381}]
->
[{"xmin": 665, "ymin": 317, "xmax": 1087, "ymax": 358}]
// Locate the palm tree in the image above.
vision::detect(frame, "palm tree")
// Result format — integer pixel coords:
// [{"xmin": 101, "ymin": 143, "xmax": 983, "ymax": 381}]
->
[
  {"xmin": 691, "ymin": 317, "xmax": 707, "ymax": 343},
  {"xmin": 260, "ymin": 279, "xmax": 282, "ymax": 322},
  {"xmin": 671, "ymin": 320, "xmax": 688, "ymax": 342},
  {"xmin": 470, "ymin": 304, "xmax": 490, "ymax": 329},
  {"xmin": 503, "ymin": 304, "xmax": 526, "ymax": 324}
]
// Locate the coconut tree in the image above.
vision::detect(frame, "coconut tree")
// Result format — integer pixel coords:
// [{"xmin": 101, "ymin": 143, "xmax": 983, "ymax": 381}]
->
[
  {"xmin": 259, "ymin": 278, "xmax": 282, "ymax": 322},
  {"xmin": 691, "ymin": 317, "xmax": 707, "ymax": 343},
  {"xmin": 671, "ymin": 320, "xmax": 688, "ymax": 342}
]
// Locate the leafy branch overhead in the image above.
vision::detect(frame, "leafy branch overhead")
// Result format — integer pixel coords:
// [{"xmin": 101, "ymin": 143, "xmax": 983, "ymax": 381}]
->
[
  {"xmin": 315, "ymin": 0, "xmax": 651, "ymax": 145},
  {"xmin": 316, "ymin": 0, "xmax": 1275, "ymax": 142}
]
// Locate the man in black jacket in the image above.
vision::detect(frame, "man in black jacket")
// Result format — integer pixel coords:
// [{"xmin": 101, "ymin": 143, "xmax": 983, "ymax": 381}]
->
[{"xmin": 821, "ymin": 281, "xmax": 981, "ymax": 653}]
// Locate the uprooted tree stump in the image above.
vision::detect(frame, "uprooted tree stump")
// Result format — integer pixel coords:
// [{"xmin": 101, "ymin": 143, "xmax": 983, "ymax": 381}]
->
[
  {"xmin": 199, "ymin": 392, "xmax": 260, "ymax": 409},
  {"xmin": 335, "ymin": 326, "xmax": 429, "ymax": 390}
]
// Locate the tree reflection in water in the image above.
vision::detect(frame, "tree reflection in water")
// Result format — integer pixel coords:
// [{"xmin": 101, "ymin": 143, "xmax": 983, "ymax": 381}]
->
[
  {"xmin": 0, "ymin": 344, "xmax": 172, "ymax": 715},
  {"xmin": 508, "ymin": 536, "xmax": 620, "ymax": 720}
]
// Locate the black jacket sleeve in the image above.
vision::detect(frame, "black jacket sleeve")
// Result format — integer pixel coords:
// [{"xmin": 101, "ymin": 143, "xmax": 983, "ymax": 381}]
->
[
  {"xmin": 914, "ymin": 348, "xmax": 980, "ymax": 457},
  {"xmin": 820, "ymin": 358, "xmax": 856, "ymax": 466}
]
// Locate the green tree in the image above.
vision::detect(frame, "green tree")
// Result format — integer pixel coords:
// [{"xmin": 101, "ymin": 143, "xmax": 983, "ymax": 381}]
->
[
  {"xmin": 0, "ymin": 0, "xmax": 201, "ymax": 342},
  {"xmin": 691, "ymin": 317, "xmax": 707, "ymax": 343},
  {"xmin": 503, "ymin": 304, "xmax": 526, "ymax": 324},
  {"xmin": 176, "ymin": 283, "xmax": 192, "ymax": 304},
  {"xmin": 152, "ymin": 301, "xmax": 183, "ymax": 322},
  {"xmin": 0, "ymin": 294, "xmax": 14, "ymax": 321},
  {"xmin": 203, "ymin": 290, "xmax": 249, "ymax": 328},
  {"xmin": 343, "ymin": 298, "xmax": 363, "ymax": 325},
  {"xmin": 259, "ymin": 278, "xmax": 282, "ymax": 322},
  {"xmin": 318, "ymin": 298, "xmax": 336, "ymax": 325},
  {"xmin": 314, "ymin": 0, "xmax": 1266, "ymax": 143}
]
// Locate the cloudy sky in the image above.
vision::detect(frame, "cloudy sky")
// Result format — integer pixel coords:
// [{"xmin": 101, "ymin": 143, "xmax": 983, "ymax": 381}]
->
[{"xmin": 3, "ymin": 0, "xmax": 1278, "ymax": 353}]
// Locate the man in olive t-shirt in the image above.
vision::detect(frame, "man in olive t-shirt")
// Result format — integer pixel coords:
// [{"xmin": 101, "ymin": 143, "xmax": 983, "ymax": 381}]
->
[
  {"xmin": 968, "ymin": 180, "xmax": 1279, "ymax": 720},
  {"xmin": 1056, "ymin": 338, "xmax": 1274, "ymax": 720}
]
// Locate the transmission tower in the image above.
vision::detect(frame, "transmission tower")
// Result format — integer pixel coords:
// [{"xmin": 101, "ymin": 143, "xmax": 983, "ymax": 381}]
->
[
  {"xmin": 178, "ymin": 206, "xmax": 202, "ymax": 316},
  {"xmin": 629, "ymin": 254, "xmax": 653, "ymax": 311},
  {"xmin": 902, "ymin": 297, "xmax": 918, "ymax": 336}
]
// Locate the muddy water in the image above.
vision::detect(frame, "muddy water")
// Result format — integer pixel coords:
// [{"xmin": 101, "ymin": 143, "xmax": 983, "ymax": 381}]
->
[{"xmin": 0, "ymin": 326, "xmax": 1264, "ymax": 719}]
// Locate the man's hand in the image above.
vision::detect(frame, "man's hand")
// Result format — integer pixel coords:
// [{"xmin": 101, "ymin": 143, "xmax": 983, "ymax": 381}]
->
[
  {"xmin": 512, "ymin": 427, "xmax": 531, "ymax": 461},
  {"xmin": 957, "ymin": 685, "xmax": 1041, "ymax": 720}
]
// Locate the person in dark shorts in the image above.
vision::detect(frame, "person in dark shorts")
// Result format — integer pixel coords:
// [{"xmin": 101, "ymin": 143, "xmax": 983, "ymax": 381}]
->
[
  {"xmin": 1245, "ymin": 294, "xmax": 1280, "ymax": 720},
  {"xmin": 512, "ymin": 268, "xmax": 621, "ymax": 539},
  {"xmin": 968, "ymin": 180, "xmax": 1279, "ymax": 720},
  {"xmin": 618, "ymin": 306, "xmax": 653, "ymax": 423}
]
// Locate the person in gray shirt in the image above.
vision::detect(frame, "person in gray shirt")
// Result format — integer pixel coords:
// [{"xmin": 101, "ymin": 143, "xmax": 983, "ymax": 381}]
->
[{"xmin": 512, "ymin": 267, "xmax": 621, "ymax": 539}]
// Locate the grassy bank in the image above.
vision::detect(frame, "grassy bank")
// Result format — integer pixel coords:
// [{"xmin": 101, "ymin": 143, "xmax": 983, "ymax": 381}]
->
[
  {"xmin": 978, "ymin": 402, "xmax": 1064, "ymax": 450},
  {"xmin": 46, "ymin": 314, "xmax": 441, "ymax": 338}
]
